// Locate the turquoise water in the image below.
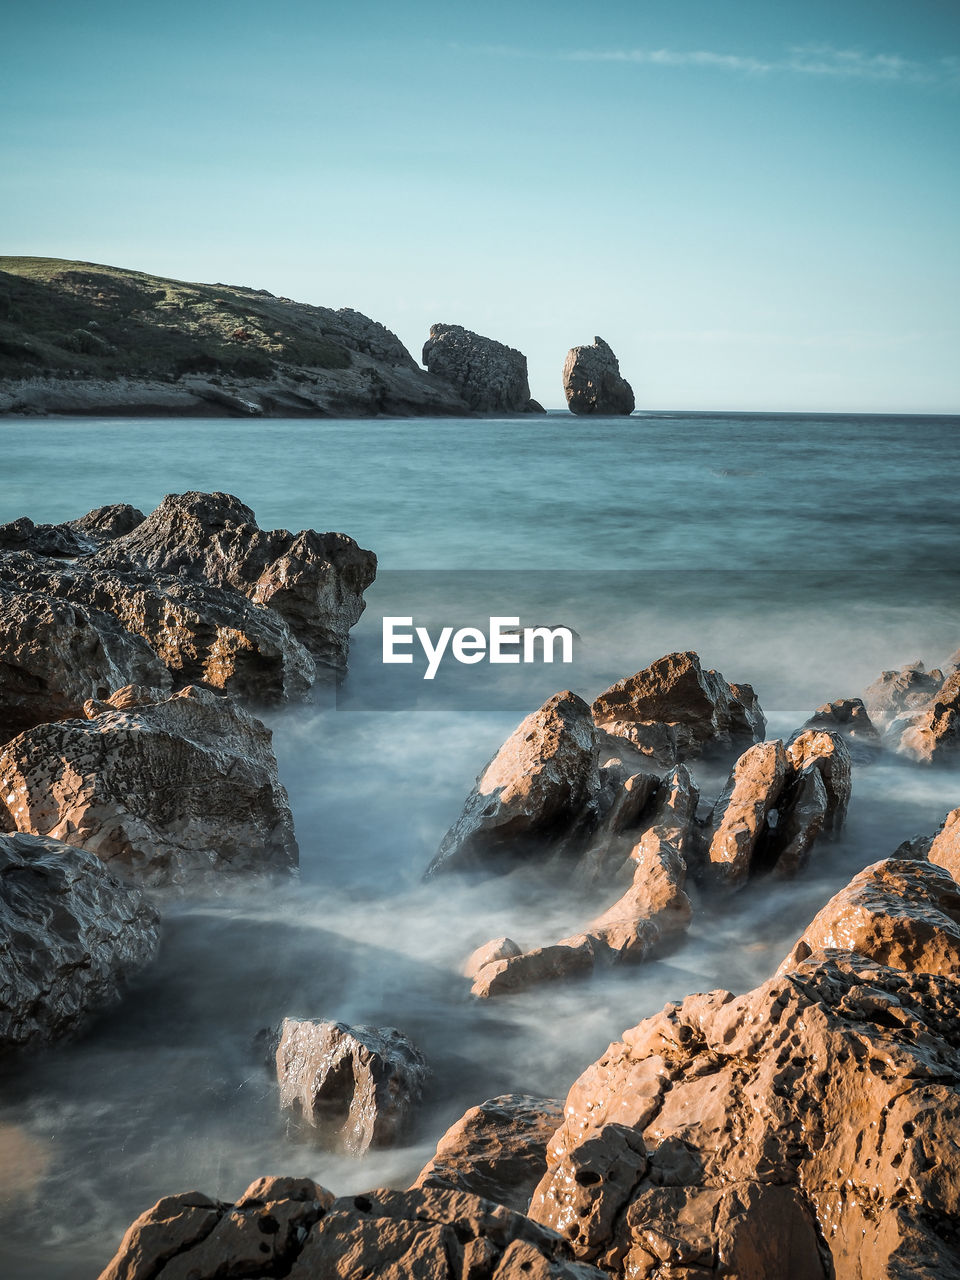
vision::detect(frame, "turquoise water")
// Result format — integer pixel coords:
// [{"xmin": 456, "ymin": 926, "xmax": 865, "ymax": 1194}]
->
[{"xmin": 0, "ymin": 410, "xmax": 958, "ymax": 1278}]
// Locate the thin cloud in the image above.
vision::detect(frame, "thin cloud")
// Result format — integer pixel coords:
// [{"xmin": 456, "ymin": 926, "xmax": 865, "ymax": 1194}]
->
[{"xmin": 458, "ymin": 42, "xmax": 960, "ymax": 89}]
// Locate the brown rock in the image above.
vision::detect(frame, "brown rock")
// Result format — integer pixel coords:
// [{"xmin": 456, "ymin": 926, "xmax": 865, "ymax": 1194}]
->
[
  {"xmin": 0, "ymin": 684, "xmax": 298, "ymax": 887},
  {"xmin": 592, "ymin": 651, "xmax": 765, "ymax": 764},
  {"xmin": 786, "ymin": 728, "xmax": 852, "ymax": 831},
  {"xmin": 413, "ymin": 1094, "xmax": 564, "ymax": 1214},
  {"xmin": 562, "ymin": 337, "xmax": 635, "ymax": 416},
  {"xmin": 574, "ymin": 770, "xmax": 662, "ymax": 886},
  {"xmin": 0, "ymin": 503, "xmax": 145, "ymax": 558},
  {"xmin": 90, "ymin": 490, "xmax": 377, "ymax": 672},
  {"xmin": 930, "ymin": 807, "xmax": 960, "ymax": 880},
  {"xmin": 705, "ymin": 739, "xmax": 787, "ymax": 887},
  {"xmin": 864, "ymin": 659, "xmax": 948, "ymax": 727},
  {"xmin": 98, "ymin": 1178, "xmax": 334, "ymax": 1280},
  {"xmin": 471, "ymin": 935, "xmax": 599, "ymax": 999},
  {"xmin": 275, "ymin": 1018, "xmax": 428, "ymax": 1154},
  {"xmin": 764, "ymin": 764, "xmax": 828, "ymax": 879},
  {"xmin": 589, "ymin": 828, "xmax": 691, "ymax": 960},
  {"xmin": 0, "ymin": 584, "xmax": 171, "ymax": 742},
  {"xmin": 463, "ymin": 936, "xmax": 522, "ymax": 978},
  {"xmin": 779, "ymin": 858, "xmax": 960, "ymax": 976},
  {"xmin": 531, "ymin": 950, "xmax": 960, "ymax": 1277},
  {"xmin": 422, "ymin": 323, "xmax": 545, "ymax": 414},
  {"xmin": 802, "ymin": 696, "xmax": 882, "ymax": 762},
  {"xmin": 894, "ymin": 669, "xmax": 960, "ymax": 764},
  {"xmin": 0, "ymin": 831, "xmax": 159, "ymax": 1052},
  {"xmin": 428, "ymin": 691, "xmax": 601, "ymax": 876}
]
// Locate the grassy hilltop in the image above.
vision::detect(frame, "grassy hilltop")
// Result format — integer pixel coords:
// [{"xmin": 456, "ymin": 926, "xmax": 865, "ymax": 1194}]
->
[{"xmin": 0, "ymin": 257, "xmax": 405, "ymax": 381}]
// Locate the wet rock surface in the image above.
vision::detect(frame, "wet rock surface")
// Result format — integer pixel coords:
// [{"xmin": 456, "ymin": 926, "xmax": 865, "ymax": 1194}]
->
[
  {"xmin": 0, "ymin": 684, "xmax": 298, "ymax": 887},
  {"xmin": 592, "ymin": 651, "xmax": 765, "ymax": 765},
  {"xmin": 0, "ymin": 492, "xmax": 375, "ymax": 708},
  {"xmin": 414, "ymin": 1094, "xmax": 565, "ymax": 1214},
  {"xmin": 530, "ymin": 948, "xmax": 960, "ymax": 1278},
  {"xmin": 0, "ymin": 831, "xmax": 159, "ymax": 1051},
  {"xmin": 429, "ymin": 691, "xmax": 601, "ymax": 876},
  {"xmin": 801, "ymin": 696, "xmax": 882, "ymax": 762},
  {"xmin": 422, "ymin": 323, "xmax": 545, "ymax": 414},
  {"xmin": 930, "ymin": 806, "xmax": 960, "ymax": 880},
  {"xmin": 99, "ymin": 1183, "xmax": 605, "ymax": 1280},
  {"xmin": 275, "ymin": 1018, "xmax": 428, "ymax": 1155},
  {"xmin": 562, "ymin": 337, "xmax": 635, "ymax": 416},
  {"xmin": 864, "ymin": 652, "xmax": 960, "ymax": 764}
]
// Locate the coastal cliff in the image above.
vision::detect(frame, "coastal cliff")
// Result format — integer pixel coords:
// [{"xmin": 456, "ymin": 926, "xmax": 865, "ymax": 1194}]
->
[{"xmin": 0, "ymin": 258, "xmax": 471, "ymax": 418}]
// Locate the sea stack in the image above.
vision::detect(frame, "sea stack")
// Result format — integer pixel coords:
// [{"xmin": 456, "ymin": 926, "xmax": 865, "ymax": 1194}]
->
[
  {"xmin": 562, "ymin": 336, "xmax": 635, "ymax": 415},
  {"xmin": 422, "ymin": 323, "xmax": 545, "ymax": 414}
]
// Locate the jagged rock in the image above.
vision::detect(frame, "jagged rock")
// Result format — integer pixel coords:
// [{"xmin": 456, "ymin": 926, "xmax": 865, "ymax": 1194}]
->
[
  {"xmin": 421, "ymin": 323, "xmax": 545, "ymax": 414},
  {"xmin": 562, "ymin": 337, "xmax": 635, "ymax": 416},
  {"xmin": 801, "ymin": 696, "xmax": 882, "ymax": 762},
  {"xmin": 463, "ymin": 936, "xmax": 522, "ymax": 978},
  {"xmin": 89, "ymin": 491, "xmax": 377, "ymax": 673},
  {"xmin": 786, "ymin": 729, "xmax": 852, "ymax": 832},
  {"xmin": 589, "ymin": 828, "xmax": 691, "ymax": 960},
  {"xmin": 893, "ymin": 669, "xmax": 960, "ymax": 764},
  {"xmin": 591, "ymin": 652, "xmax": 765, "ymax": 765},
  {"xmin": 275, "ymin": 1018, "xmax": 428, "ymax": 1155},
  {"xmin": 414, "ymin": 1094, "xmax": 565, "ymax": 1213},
  {"xmin": 778, "ymin": 858, "xmax": 960, "ymax": 977},
  {"xmin": 530, "ymin": 950, "xmax": 960, "ymax": 1278},
  {"xmin": 765, "ymin": 765, "xmax": 829, "ymax": 879},
  {"xmin": 864, "ymin": 658, "xmax": 951, "ymax": 727},
  {"xmin": 0, "ymin": 831, "xmax": 159, "ymax": 1051},
  {"xmin": 0, "ymin": 584, "xmax": 171, "ymax": 742},
  {"xmin": 705, "ymin": 740, "xmax": 788, "ymax": 887},
  {"xmin": 471, "ymin": 935, "xmax": 599, "ymax": 1000},
  {"xmin": 576, "ymin": 766, "xmax": 697, "ymax": 887},
  {"xmin": 930, "ymin": 808, "xmax": 960, "ymax": 881},
  {"xmin": 0, "ymin": 503, "xmax": 144, "ymax": 558},
  {"xmin": 0, "ymin": 684, "xmax": 297, "ymax": 887},
  {"xmin": 428, "ymin": 692, "xmax": 601, "ymax": 876},
  {"xmin": 0, "ymin": 492, "xmax": 375, "ymax": 705}
]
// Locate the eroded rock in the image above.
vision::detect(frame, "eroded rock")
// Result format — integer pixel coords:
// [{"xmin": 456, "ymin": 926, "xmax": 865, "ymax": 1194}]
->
[
  {"xmin": 786, "ymin": 729, "xmax": 852, "ymax": 832},
  {"xmin": 0, "ymin": 831, "xmax": 159, "ymax": 1051},
  {"xmin": 592, "ymin": 652, "xmax": 764, "ymax": 765},
  {"xmin": 894, "ymin": 669, "xmax": 960, "ymax": 765},
  {"xmin": 0, "ymin": 684, "xmax": 298, "ymax": 887},
  {"xmin": 428, "ymin": 692, "xmax": 601, "ymax": 876},
  {"xmin": 705, "ymin": 739, "xmax": 788, "ymax": 887},
  {"xmin": 422, "ymin": 323, "xmax": 545, "ymax": 414},
  {"xmin": 930, "ymin": 807, "xmax": 960, "ymax": 881},
  {"xmin": 0, "ymin": 584, "xmax": 171, "ymax": 742},
  {"xmin": 414, "ymin": 1094, "xmax": 564, "ymax": 1214},
  {"xmin": 801, "ymin": 696, "xmax": 882, "ymax": 762},
  {"xmin": 275, "ymin": 1018, "xmax": 428, "ymax": 1155},
  {"xmin": 562, "ymin": 337, "xmax": 635, "ymax": 416},
  {"xmin": 778, "ymin": 858, "xmax": 960, "ymax": 977},
  {"xmin": 471, "ymin": 936, "xmax": 599, "ymax": 1000},
  {"xmin": 531, "ymin": 951, "xmax": 960, "ymax": 1277}
]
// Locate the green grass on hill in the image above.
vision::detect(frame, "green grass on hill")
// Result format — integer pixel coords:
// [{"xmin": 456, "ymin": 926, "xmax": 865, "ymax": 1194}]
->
[{"xmin": 0, "ymin": 257, "xmax": 354, "ymax": 381}]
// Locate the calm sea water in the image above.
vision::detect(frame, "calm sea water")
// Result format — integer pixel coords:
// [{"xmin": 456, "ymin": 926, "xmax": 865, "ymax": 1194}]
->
[{"xmin": 0, "ymin": 410, "xmax": 958, "ymax": 1278}]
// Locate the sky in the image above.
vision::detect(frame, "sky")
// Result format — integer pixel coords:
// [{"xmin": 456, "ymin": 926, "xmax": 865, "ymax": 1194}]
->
[{"xmin": 2, "ymin": 0, "xmax": 959, "ymax": 412}]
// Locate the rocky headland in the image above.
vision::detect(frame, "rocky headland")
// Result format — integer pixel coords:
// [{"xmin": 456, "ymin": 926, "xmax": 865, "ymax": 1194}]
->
[{"xmin": 422, "ymin": 323, "xmax": 545, "ymax": 414}]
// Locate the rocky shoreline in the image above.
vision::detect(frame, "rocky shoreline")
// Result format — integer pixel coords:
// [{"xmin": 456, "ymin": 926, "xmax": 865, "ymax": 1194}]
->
[{"xmin": 1, "ymin": 492, "xmax": 959, "ymax": 1277}]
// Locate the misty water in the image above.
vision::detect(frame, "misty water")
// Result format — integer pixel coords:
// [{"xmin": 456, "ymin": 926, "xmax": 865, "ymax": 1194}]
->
[{"xmin": 1, "ymin": 410, "xmax": 959, "ymax": 1277}]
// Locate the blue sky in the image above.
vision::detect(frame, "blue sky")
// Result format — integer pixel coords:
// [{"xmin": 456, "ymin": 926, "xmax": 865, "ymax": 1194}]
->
[{"xmin": 2, "ymin": 0, "xmax": 958, "ymax": 411}]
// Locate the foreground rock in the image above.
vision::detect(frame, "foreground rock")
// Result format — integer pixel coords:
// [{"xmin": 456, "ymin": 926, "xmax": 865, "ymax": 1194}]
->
[
  {"xmin": 562, "ymin": 337, "xmax": 635, "ymax": 416},
  {"xmin": 0, "ymin": 832, "xmax": 159, "ymax": 1051},
  {"xmin": 592, "ymin": 651, "xmax": 764, "ymax": 765},
  {"xmin": 414, "ymin": 1094, "xmax": 564, "ymax": 1214},
  {"xmin": 428, "ymin": 692, "xmax": 601, "ymax": 876},
  {"xmin": 0, "ymin": 685, "xmax": 298, "ymax": 887},
  {"xmin": 530, "ymin": 951, "xmax": 960, "ymax": 1277},
  {"xmin": 99, "ymin": 1182, "xmax": 604, "ymax": 1280},
  {"xmin": 275, "ymin": 1019, "xmax": 428, "ymax": 1155},
  {"xmin": 930, "ymin": 807, "xmax": 960, "ymax": 880},
  {"xmin": 778, "ymin": 858, "xmax": 960, "ymax": 976},
  {"xmin": 0, "ymin": 492, "xmax": 376, "ymax": 722},
  {"xmin": 422, "ymin": 323, "xmax": 545, "ymax": 414}
]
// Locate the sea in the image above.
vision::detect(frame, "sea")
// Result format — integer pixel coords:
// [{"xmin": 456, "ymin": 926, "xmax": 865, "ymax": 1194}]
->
[{"xmin": 0, "ymin": 409, "xmax": 958, "ymax": 1277}]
